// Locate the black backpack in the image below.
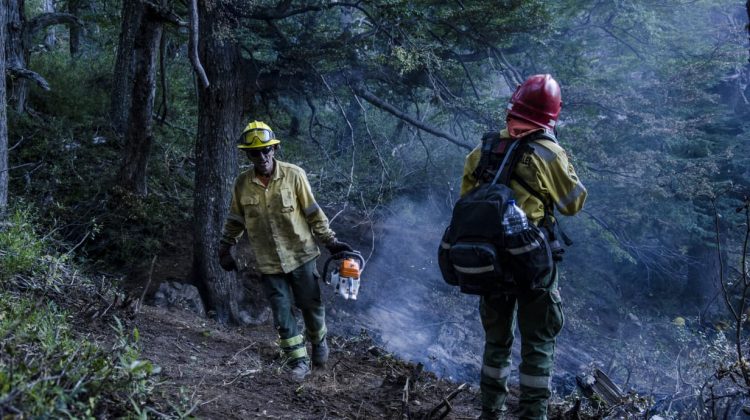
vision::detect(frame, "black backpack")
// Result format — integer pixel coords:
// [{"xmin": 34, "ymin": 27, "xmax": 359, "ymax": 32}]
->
[{"xmin": 438, "ymin": 132, "xmax": 555, "ymax": 295}]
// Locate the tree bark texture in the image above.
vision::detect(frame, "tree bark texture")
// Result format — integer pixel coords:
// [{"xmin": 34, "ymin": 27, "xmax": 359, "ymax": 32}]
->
[
  {"xmin": 745, "ymin": 1, "xmax": 750, "ymax": 113},
  {"xmin": 110, "ymin": 0, "xmax": 143, "ymax": 133},
  {"xmin": 191, "ymin": 1, "xmax": 244, "ymax": 324},
  {"xmin": 116, "ymin": 6, "xmax": 163, "ymax": 196},
  {"xmin": 2, "ymin": 0, "xmax": 69, "ymax": 114},
  {"xmin": 0, "ymin": 0, "xmax": 8, "ymax": 214},
  {"xmin": 5, "ymin": 0, "xmax": 28, "ymax": 113},
  {"xmin": 67, "ymin": 0, "xmax": 80, "ymax": 55},
  {"xmin": 42, "ymin": 0, "xmax": 54, "ymax": 48}
]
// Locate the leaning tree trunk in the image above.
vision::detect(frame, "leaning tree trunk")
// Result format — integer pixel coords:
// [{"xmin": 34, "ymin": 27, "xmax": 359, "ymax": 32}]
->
[
  {"xmin": 6, "ymin": 0, "xmax": 28, "ymax": 113},
  {"xmin": 110, "ymin": 0, "xmax": 143, "ymax": 133},
  {"xmin": 116, "ymin": 6, "xmax": 162, "ymax": 196},
  {"xmin": 0, "ymin": 0, "xmax": 8, "ymax": 215},
  {"xmin": 190, "ymin": 1, "xmax": 244, "ymax": 324}
]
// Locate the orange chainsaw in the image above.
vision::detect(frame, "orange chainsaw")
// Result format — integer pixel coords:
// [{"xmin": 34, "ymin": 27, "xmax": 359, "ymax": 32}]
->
[{"xmin": 322, "ymin": 251, "xmax": 365, "ymax": 300}]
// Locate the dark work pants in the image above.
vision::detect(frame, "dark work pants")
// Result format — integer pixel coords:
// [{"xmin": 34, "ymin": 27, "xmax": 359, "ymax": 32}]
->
[
  {"xmin": 261, "ymin": 259, "xmax": 327, "ymax": 362},
  {"xmin": 479, "ymin": 268, "xmax": 563, "ymax": 420}
]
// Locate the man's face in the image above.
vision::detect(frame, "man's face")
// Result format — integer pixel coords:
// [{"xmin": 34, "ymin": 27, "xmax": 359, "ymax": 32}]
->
[{"xmin": 246, "ymin": 146, "xmax": 275, "ymax": 175}]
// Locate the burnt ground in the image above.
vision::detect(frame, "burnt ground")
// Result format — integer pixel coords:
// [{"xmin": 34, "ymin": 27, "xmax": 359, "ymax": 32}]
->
[
  {"xmin": 112, "ymin": 209, "xmax": 602, "ymax": 419},
  {"xmin": 133, "ymin": 305, "xmax": 509, "ymax": 419},
  {"xmin": 118, "ymin": 219, "xmax": 504, "ymax": 419}
]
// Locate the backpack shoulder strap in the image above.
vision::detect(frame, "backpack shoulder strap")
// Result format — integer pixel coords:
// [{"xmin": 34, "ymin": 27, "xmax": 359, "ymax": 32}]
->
[
  {"xmin": 473, "ymin": 131, "xmax": 523, "ymax": 184},
  {"xmin": 527, "ymin": 129, "xmax": 558, "ymax": 144},
  {"xmin": 472, "ymin": 132, "xmax": 501, "ymax": 181}
]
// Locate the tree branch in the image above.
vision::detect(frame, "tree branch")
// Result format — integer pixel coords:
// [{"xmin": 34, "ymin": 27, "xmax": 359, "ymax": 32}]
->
[
  {"xmin": 354, "ymin": 88, "xmax": 472, "ymax": 150},
  {"xmin": 142, "ymin": 0, "xmax": 186, "ymax": 26},
  {"xmin": 26, "ymin": 12, "xmax": 82, "ymax": 38},
  {"xmin": 7, "ymin": 67, "xmax": 50, "ymax": 91},
  {"xmin": 597, "ymin": 25, "xmax": 643, "ymax": 59},
  {"xmin": 230, "ymin": 1, "xmax": 368, "ymax": 21},
  {"xmin": 188, "ymin": 0, "xmax": 209, "ymax": 88}
]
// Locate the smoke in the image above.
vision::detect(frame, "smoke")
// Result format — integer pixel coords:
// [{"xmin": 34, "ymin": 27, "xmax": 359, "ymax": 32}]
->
[
  {"xmin": 324, "ymin": 196, "xmax": 483, "ymax": 381},
  {"xmin": 323, "ymin": 196, "xmax": 691, "ymax": 400},
  {"xmin": 326, "ymin": 196, "xmax": 595, "ymax": 388}
]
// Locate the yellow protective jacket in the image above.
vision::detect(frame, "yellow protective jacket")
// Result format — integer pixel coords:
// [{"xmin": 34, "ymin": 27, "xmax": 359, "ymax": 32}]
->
[
  {"xmin": 221, "ymin": 160, "xmax": 336, "ymax": 274},
  {"xmin": 461, "ymin": 129, "xmax": 587, "ymax": 224}
]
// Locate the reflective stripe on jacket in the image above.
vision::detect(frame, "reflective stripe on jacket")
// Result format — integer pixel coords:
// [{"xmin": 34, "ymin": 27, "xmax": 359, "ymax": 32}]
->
[
  {"xmin": 460, "ymin": 129, "xmax": 587, "ymax": 224},
  {"xmin": 221, "ymin": 160, "xmax": 336, "ymax": 274}
]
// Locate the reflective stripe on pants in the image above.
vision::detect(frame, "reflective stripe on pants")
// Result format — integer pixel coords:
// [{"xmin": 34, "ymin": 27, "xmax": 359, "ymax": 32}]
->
[
  {"xmin": 483, "ymin": 364, "xmax": 511, "ymax": 380},
  {"xmin": 306, "ymin": 325, "xmax": 327, "ymax": 345}
]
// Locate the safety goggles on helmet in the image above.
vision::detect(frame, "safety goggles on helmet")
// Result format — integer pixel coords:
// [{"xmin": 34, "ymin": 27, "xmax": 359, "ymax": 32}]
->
[
  {"xmin": 238, "ymin": 120, "xmax": 281, "ymax": 149},
  {"xmin": 246, "ymin": 146, "xmax": 274, "ymax": 157},
  {"xmin": 244, "ymin": 129, "xmax": 274, "ymax": 144}
]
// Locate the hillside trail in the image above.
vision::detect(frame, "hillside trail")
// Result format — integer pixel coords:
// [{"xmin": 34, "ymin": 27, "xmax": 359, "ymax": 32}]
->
[
  {"xmin": 133, "ymin": 304, "xmax": 501, "ymax": 419},
  {"xmin": 124, "ymin": 216, "xmax": 523, "ymax": 418}
]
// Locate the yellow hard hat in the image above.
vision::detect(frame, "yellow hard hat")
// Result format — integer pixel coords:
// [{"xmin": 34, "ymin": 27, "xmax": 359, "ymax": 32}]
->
[{"xmin": 238, "ymin": 120, "xmax": 281, "ymax": 149}]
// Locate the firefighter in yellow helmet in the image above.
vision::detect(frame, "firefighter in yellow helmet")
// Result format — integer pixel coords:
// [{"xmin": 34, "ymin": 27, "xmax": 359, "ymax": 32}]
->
[
  {"xmin": 461, "ymin": 75, "xmax": 586, "ymax": 419},
  {"xmin": 219, "ymin": 121, "xmax": 353, "ymax": 382}
]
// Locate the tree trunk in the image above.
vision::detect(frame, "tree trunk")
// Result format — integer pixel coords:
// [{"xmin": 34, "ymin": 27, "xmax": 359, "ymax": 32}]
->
[
  {"xmin": 110, "ymin": 0, "xmax": 143, "ymax": 133},
  {"xmin": 42, "ymin": 0, "xmax": 54, "ymax": 48},
  {"xmin": 745, "ymin": 1, "xmax": 750, "ymax": 113},
  {"xmin": 0, "ymin": 0, "xmax": 8, "ymax": 214},
  {"xmin": 115, "ymin": 5, "xmax": 162, "ymax": 196},
  {"xmin": 5, "ymin": 0, "xmax": 28, "ymax": 114},
  {"xmin": 67, "ymin": 0, "xmax": 80, "ymax": 55},
  {"xmin": 191, "ymin": 1, "xmax": 244, "ymax": 324}
]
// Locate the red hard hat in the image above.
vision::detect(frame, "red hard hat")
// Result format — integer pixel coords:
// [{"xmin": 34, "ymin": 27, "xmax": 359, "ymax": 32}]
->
[{"xmin": 507, "ymin": 74, "xmax": 562, "ymax": 131}]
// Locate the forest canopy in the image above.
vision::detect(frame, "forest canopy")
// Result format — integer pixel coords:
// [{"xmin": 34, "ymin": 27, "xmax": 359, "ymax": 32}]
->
[{"xmin": 1, "ymin": 0, "xmax": 749, "ymax": 417}]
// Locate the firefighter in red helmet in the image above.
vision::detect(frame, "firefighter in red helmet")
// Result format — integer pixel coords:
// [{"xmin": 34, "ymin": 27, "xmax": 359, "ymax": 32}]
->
[{"xmin": 461, "ymin": 75, "xmax": 587, "ymax": 419}]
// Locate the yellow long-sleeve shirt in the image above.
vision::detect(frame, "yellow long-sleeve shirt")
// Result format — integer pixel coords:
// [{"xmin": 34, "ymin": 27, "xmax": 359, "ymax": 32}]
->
[
  {"xmin": 221, "ymin": 160, "xmax": 336, "ymax": 274},
  {"xmin": 461, "ymin": 130, "xmax": 587, "ymax": 224}
]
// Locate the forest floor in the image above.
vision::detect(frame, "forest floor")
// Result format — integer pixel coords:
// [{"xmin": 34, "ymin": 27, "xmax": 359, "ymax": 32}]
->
[
  {"xmin": 109, "ymin": 213, "xmax": 592, "ymax": 419},
  {"xmin": 132, "ymin": 304, "xmax": 499, "ymax": 419}
]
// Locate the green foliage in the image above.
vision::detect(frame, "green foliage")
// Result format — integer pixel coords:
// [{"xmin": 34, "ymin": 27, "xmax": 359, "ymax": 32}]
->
[
  {"xmin": 0, "ymin": 205, "xmax": 45, "ymax": 282},
  {"xmin": 0, "ymin": 201, "xmax": 191, "ymax": 418},
  {"xmin": 9, "ymin": 33, "xmax": 197, "ymax": 269},
  {"xmin": 29, "ymin": 50, "xmax": 113, "ymax": 125},
  {"xmin": 0, "ymin": 297, "xmax": 160, "ymax": 417}
]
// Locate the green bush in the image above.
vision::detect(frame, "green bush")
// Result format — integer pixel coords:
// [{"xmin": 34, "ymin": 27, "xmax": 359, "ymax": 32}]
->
[
  {"xmin": 0, "ymin": 206, "xmax": 44, "ymax": 282},
  {"xmin": 0, "ymin": 295, "xmax": 161, "ymax": 417}
]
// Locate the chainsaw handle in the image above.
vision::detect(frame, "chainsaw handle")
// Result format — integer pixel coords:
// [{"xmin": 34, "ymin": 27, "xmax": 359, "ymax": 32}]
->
[
  {"xmin": 322, "ymin": 255, "xmax": 335, "ymax": 284},
  {"xmin": 333, "ymin": 251, "xmax": 365, "ymax": 271},
  {"xmin": 321, "ymin": 251, "xmax": 364, "ymax": 285}
]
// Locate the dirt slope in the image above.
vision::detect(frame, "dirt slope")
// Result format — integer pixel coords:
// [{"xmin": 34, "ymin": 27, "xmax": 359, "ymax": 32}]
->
[{"xmin": 134, "ymin": 305, "xmax": 503, "ymax": 419}]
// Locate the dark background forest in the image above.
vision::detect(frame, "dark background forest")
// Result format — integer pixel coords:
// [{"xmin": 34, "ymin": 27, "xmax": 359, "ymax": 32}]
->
[{"xmin": 1, "ymin": 0, "xmax": 750, "ymax": 418}]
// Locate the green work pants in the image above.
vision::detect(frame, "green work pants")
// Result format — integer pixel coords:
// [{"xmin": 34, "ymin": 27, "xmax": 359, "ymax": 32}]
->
[
  {"xmin": 479, "ymin": 268, "xmax": 563, "ymax": 420},
  {"xmin": 261, "ymin": 258, "xmax": 327, "ymax": 362}
]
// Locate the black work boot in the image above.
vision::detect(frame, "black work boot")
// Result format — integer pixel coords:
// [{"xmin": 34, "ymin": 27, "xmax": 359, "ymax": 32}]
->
[
  {"xmin": 311, "ymin": 338, "xmax": 329, "ymax": 367},
  {"xmin": 478, "ymin": 404, "xmax": 506, "ymax": 420},
  {"xmin": 289, "ymin": 359, "xmax": 311, "ymax": 382}
]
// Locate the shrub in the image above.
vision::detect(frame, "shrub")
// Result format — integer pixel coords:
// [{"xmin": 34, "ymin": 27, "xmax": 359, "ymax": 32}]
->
[
  {"xmin": 0, "ymin": 205, "xmax": 44, "ymax": 283},
  {"xmin": 0, "ymin": 296, "xmax": 161, "ymax": 417}
]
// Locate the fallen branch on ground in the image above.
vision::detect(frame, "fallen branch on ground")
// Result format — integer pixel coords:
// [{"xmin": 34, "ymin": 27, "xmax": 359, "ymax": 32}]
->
[{"xmin": 426, "ymin": 383, "xmax": 467, "ymax": 419}]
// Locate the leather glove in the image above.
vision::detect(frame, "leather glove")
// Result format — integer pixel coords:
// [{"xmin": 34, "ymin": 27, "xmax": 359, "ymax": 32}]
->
[
  {"xmin": 218, "ymin": 243, "xmax": 238, "ymax": 271},
  {"xmin": 325, "ymin": 239, "xmax": 354, "ymax": 255}
]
